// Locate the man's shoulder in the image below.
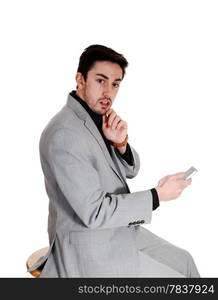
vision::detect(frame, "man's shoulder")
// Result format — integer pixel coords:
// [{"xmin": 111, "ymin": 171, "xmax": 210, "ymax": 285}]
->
[
  {"xmin": 43, "ymin": 104, "xmax": 82, "ymax": 131},
  {"xmin": 39, "ymin": 104, "xmax": 85, "ymax": 146}
]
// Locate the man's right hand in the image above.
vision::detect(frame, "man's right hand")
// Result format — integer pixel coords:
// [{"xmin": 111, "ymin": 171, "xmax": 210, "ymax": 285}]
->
[{"xmin": 155, "ymin": 172, "xmax": 192, "ymax": 202}]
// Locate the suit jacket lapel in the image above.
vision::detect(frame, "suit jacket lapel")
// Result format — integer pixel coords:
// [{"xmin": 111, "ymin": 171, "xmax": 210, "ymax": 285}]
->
[
  {"xmin": 66, "ymin": 94, "xmax": 126, "ymax": 185},
  {"xmin": 84, "ymin": 117, "xmax": 128, "ymax": 186}
]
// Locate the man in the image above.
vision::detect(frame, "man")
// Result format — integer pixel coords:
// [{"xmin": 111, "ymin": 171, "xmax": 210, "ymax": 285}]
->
[{"xmin": 28, "ymin": 44, "xmax": 200, "ymax": 277}]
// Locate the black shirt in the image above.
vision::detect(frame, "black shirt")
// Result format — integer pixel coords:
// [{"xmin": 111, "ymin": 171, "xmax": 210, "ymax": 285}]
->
[{"xmin": 70, "ymin": 90, "xmax": 159, "ymax": 210}]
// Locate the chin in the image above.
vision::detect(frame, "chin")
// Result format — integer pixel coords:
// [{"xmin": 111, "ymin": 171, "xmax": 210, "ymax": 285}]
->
[
  {"xmin": 97, "ymin": 111, "xmax": 105, "ymax": 115},
  {"xmin": 93, "ymin": 108, "xmax": 104, "ymax": 115}
]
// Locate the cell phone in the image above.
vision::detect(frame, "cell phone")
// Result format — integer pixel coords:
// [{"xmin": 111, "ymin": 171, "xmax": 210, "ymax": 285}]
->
[{"xmin": 180, "ymin": 166, "xmax": 198, "ymax": 180}]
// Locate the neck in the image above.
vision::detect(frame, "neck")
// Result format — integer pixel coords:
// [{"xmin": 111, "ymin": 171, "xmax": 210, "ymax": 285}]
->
[{"xmin": 76, "ymin": 90, "xmax": 86, "ymax": 102}]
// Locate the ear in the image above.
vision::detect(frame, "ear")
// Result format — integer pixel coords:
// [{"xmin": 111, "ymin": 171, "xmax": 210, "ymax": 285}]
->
[{"xmin": 75, "ymin": 72, "xmax": 85, "ymax": 89}]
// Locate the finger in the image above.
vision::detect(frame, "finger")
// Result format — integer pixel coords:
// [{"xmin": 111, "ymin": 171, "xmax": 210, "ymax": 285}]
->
[
  {"xmin": 108, "ymin": 111, "xmax": 117, "ymax": 127},
  {"xmin": 186, "ymin": 178, "xmax": 192, "ymax": 184},
  {"xmin": 174, "ymin": 172, "xmax": 186, "ymax": 178},
  {"xmin": 102, "ymin": 115, "xmax": 109, "ymax": 128},
  {"xmin": 105, "ymin": 108, "xmax": 114, "ymax": 118},
  {"xmin": 116, "ymin": 120, "xmax": 127, "ymax": 131},
  {"xmin": 184, "ymin": 178, "xmax": 192, "ymax": 187},
  {"xmin": 172, "ymin": 172, "xmax": 187, "ymax": 180},
  {"xmin": 180, "ymin": 179, "xmax": 192, "ymax": 189},
  {"xmin": 111, "ymin": 116, "xmax": 121, "ymax": 130}
]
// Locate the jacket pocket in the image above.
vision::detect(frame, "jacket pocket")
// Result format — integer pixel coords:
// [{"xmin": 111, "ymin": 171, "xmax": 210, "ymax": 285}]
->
[{"xmin": 69, "ymin": 228, "xmax": 114, "ymax": 245}]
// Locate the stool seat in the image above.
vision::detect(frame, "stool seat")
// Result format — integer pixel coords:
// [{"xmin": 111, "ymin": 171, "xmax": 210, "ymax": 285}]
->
[{"xmin": 26, "ymin": 247, "xmax": 49, "ymax": 277}]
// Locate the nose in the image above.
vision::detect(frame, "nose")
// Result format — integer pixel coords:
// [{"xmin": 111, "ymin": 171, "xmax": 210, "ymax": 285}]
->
[{"xmin": 102, "ymin": 82, "xmax": 111, "ymax": 99}]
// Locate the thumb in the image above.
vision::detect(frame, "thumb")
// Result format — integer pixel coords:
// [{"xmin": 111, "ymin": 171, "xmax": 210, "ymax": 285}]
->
[{"xmin": 172, "ymin": 172, "xmax": 186, "ymax": 180}]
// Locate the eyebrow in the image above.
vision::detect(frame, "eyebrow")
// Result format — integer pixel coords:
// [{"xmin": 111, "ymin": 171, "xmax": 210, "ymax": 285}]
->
[{"xmin": 95, "ymin": 73, "xmax": 122, "ymax": 82}]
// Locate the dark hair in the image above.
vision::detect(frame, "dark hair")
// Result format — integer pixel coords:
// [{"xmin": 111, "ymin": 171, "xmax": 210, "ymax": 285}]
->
[{"xmin": 77, "ymin": 44, "xmax": 128, "ymax": 80}]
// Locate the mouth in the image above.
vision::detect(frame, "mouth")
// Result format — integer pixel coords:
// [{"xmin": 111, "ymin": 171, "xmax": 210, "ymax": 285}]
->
[{"xmin": 99, "ymin": 99, "xmax": 110, "ymax": 108}]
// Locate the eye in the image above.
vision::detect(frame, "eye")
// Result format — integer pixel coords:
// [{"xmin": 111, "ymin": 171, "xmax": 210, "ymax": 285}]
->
[
  {"xmin": 97, "ymin": 79, "xmax": 105, "ymax": 84},
  {"xmin": 113, "ymin": 83, "xmax": 120, "ymax": 88}
]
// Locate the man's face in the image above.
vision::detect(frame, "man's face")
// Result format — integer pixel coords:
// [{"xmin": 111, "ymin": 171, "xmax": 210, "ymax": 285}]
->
[{"xmin": 76, "ymin": 61, "xmax": 123, "ymax": 115}]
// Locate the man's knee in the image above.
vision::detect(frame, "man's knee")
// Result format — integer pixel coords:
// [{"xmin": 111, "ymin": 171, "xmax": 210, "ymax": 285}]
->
[{"xmin": 183, "ymin": 250, "xmax": 200, "ymax": 278}]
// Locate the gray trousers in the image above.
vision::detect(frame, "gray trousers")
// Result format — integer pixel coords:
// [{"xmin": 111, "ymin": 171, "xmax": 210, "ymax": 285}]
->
[{"xmin": 137, "ymin": 227, "xmax": 200, "ymax": 277}]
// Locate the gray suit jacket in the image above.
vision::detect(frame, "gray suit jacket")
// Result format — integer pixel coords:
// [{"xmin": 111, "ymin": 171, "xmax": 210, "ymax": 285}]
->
[{"xmin": 28, "ymin": 93, "xmax": 153, "ymax": 277}]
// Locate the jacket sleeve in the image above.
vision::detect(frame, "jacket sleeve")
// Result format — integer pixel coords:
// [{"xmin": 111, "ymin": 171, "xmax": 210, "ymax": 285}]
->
[
  {"xmin": 114, "ymin": 143, "xmax": 141, "ymax": 179},
  {"xmin": 46, "ymin": 128, "xmax": 152, "ymax": 229}
]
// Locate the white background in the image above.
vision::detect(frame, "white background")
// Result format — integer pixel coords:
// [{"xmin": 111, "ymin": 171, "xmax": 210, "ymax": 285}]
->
[{"xmin": 0, "ymin": 0, "xmax": 217, "ymax": 277}]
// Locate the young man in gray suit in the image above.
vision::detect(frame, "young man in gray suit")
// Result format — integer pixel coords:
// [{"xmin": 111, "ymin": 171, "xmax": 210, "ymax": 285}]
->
[{"xmin": 29, "ymin": 45, "xmax": 200, "ymax": 277}]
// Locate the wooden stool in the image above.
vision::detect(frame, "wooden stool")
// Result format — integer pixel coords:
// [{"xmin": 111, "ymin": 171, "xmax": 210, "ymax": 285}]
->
[{"xmin": 26, "ymin": 247, "xmax": 49, "ymax": 278}]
